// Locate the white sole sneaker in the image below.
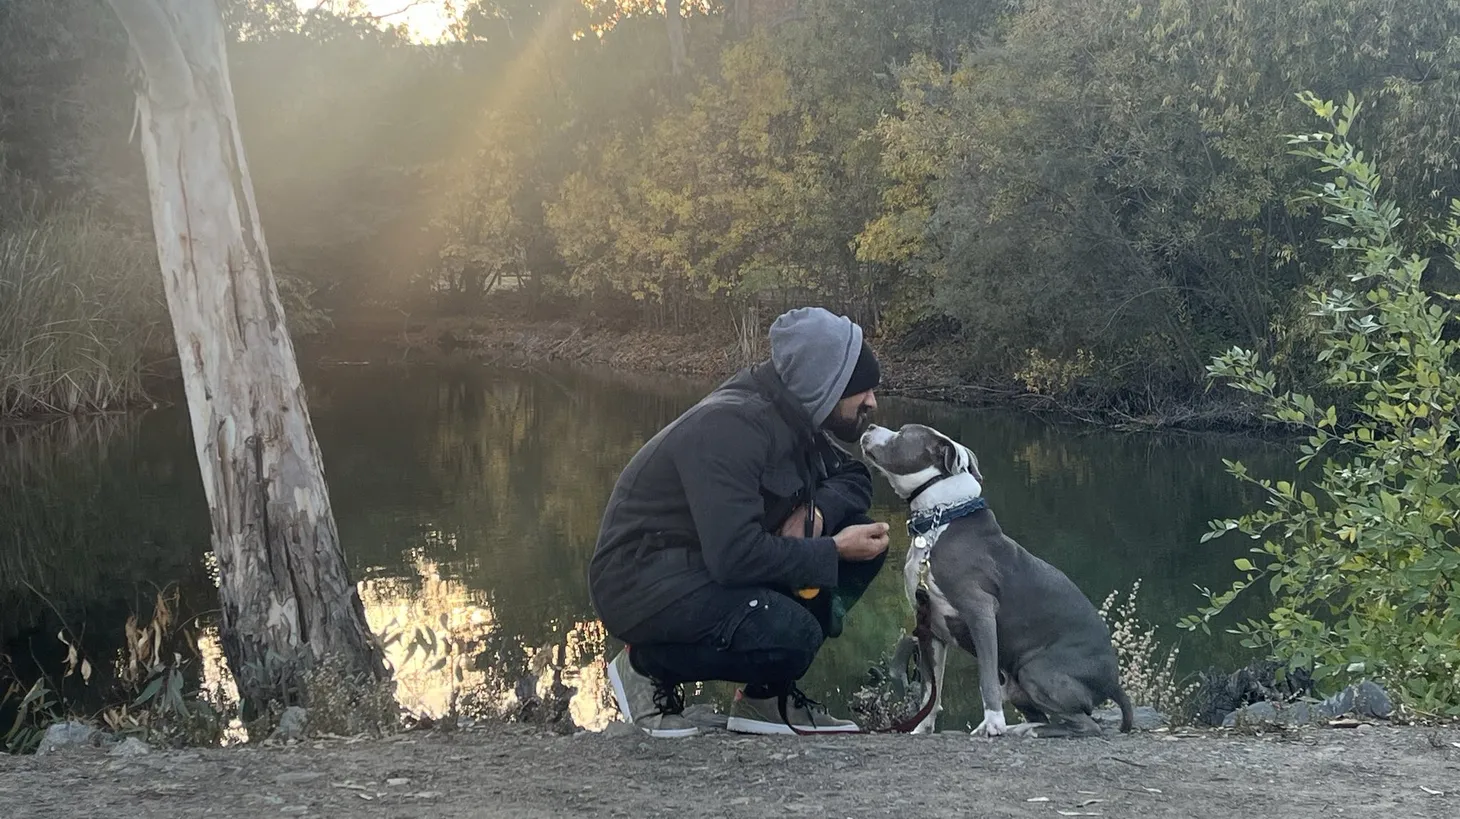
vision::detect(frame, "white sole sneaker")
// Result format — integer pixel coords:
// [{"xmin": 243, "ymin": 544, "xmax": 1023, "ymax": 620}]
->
[
  {"xmin": 640, "ymin": 722, "xmax": 700, "ymax": 739},
  {"xmin": 725, "ymin": 715, "xmax": 860, "ymax": 735},
  {"xmin": 606, "ymin": 651, "xmax": 637, "ymax": 721},
  {"xmin": 606, "ymin": 649, "xmax": 699, "ymax": 738}
]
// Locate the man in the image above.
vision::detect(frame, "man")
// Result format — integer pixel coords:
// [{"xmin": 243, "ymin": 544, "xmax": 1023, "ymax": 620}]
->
[{"xmin": 589, "ymin": 306, "xmax": 891, "ymax": 737}]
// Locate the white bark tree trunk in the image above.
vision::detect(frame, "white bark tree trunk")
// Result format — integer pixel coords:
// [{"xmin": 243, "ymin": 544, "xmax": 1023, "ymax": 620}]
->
[
  {"xmin": 105, "ymin": 0, "xmax": 388, "ymax": 719},
  {"xmin": 666, "ymin": 0, "xmax": 686, "ymax": 77}
]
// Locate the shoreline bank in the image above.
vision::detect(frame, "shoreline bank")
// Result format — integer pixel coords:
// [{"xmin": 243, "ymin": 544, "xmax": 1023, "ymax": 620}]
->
[
  {"xmin": 3, "ymin": 722, "xmax": 1456, "ymax": 818},
  {"xmin": 384, "ymin": 315, "xmax": 1277, "ymax": 435}
]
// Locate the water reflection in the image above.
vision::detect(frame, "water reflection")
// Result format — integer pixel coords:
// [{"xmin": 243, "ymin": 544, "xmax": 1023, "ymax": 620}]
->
[{"xmin": 1, "ymin": 363, "xmax": 1289, "ymax": 732}]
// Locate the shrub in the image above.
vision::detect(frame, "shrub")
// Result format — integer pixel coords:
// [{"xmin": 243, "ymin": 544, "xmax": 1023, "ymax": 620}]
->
[
  {"xmin": 1098, "ymin": 579, "xmax": 1196, "ymax": 716},
  {"xmin": 1182, "ymin": 93, "xmax": 1460, "ymax": 717}
]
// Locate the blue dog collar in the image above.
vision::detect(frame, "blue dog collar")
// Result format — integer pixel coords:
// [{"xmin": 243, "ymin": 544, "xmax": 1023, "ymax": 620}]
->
[{"xmin": 907, "ymin": 496, "xmax": 988, "ymax": 538}]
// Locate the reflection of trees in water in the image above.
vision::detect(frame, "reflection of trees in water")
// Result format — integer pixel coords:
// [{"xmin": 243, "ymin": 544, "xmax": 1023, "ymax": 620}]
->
[
  {"xmin": 0, "ymin": 414, "xmax": 213, "ymax": 715},
  {"xmin": 194, "ymin": 551, "xmax": 615, "ymax": 733}
]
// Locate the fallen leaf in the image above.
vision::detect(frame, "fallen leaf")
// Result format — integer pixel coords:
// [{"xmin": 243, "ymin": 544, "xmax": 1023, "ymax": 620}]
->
[
  {"xmin": 414, "ymin": 791, "xmax": 444, "ymax": 799},
  {"xmin": 386, "ymin": 778, "xmax": 410, "ymax": 787},
  {"xmin": 1079, "ymin": 799, "xmax": 1104, "ymax": 807},
  {"xmin": 1143, "ymin": 787, "xmax": 1163, "ymax": 794},
  {"xmin": 1026, "ymin": 797, "xmax": 1050, "ymax": 802},
  {"xmin": 356, "ymin": 794, "xmax": 373, "ymax": 801},
  {"xmin": 1420, "ymin": 786, "xmax": 1443, "ymax": 796},
  {"xmin": 330, "ymin": 782, "xmax": 367, "ymax": 791},
  {"xmin": 1056, "ymin": 812, "xmax": 1102, "ymax": 817},
  {"xmin": 1451, "ymin": 742, "xmax": 1460, "ymax": 750}
]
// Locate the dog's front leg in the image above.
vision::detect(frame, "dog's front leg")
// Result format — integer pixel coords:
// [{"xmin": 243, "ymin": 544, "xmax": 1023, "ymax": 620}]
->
[
  {"xmin": 965, "ymin": 606, "xmax": 1009, "ymax": 737},
  {"xmin": 910, "ymin": 638, "xmax": 948, "ymax": 734}
]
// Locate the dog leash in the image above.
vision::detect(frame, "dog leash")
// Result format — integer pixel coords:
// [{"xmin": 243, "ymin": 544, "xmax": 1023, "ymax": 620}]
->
[{"xmin": 773, "ymin": 589, "xmax": 941, "ymax": 736}]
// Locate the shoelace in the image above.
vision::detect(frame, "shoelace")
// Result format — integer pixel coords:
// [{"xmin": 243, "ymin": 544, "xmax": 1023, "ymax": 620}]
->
[
  {"xmin": 650, "ymin": 682, "xmax": 686, "ymax": 717},
  {"xmin": 782, "ymin": 686, "xmax": 828, "ymax": 726}
]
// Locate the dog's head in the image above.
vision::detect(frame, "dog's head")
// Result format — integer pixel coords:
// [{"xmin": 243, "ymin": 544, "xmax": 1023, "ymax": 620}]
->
[{"xmin": 858, "ymin": 423, "xmax": 983, "ymax": 502}]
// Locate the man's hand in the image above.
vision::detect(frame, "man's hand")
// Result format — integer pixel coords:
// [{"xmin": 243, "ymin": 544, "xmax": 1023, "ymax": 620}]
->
[
  {"xmin": 834, "ymin": 522, "xmax": 891, "ymax": 561},
  {"xmin": 778, "ymin": 505, "xmax": 824, "ymax": 538}
]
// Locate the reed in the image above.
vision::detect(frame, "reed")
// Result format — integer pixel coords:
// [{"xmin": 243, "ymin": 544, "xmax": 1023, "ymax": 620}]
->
[{"xmin": 0, "ymin": 206, "xmax": 164, "ymax": 417}]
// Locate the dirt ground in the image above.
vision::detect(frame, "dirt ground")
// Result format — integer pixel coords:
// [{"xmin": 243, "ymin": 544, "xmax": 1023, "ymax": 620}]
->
[{"xmin": 3, "ymin": 723, "xmax": 1458, "ymax": 818}]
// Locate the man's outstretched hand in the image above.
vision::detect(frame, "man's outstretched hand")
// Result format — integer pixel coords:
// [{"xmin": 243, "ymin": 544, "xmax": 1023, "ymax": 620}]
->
[{"xmin": 834, "ymin": 522, "xmax": 890, "ymax": 561}]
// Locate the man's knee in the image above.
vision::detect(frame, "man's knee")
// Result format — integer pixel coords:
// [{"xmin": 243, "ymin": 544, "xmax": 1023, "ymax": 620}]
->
[{"xmin": 723, "ymin": 593, "xmax": 825, "ymax": 679}]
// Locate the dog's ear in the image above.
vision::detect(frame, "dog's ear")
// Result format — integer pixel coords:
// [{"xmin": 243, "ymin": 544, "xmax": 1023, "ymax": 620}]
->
[
  {"xmin": 939, "ymin": 438, "xmax": 965, "ymax": 475},
  {"xmin": 966, "ymin": 448, "xmax": 983, "ymax": 482}
]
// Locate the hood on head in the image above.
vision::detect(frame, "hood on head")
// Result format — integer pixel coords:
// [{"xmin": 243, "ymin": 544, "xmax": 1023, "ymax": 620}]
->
[{"xmin": 768, "ymin": 307, "xmax": 864, "ymax": 427}]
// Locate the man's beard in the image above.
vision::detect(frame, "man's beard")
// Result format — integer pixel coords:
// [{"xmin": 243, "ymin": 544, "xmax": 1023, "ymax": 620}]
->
[{"xmin": 823, "ymin": 406, "xmax": 872, "ymax": 443}]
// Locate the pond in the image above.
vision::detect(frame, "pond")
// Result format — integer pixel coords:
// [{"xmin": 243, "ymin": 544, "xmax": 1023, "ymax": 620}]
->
[{"xmin": 1, "ymin": 362, "xmax": 1290, "ymax": 734}]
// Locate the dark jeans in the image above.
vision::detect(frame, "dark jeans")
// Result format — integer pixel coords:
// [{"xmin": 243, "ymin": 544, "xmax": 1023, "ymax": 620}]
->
[{"xmin": 618, "ymin": 551, "xmax": 886, "ymax": 694}]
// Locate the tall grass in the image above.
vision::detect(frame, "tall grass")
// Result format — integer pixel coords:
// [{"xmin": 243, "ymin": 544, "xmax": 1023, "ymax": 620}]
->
[{"xmin": 0, "ymin": 208, "xmax": 164, "ymax": 417}]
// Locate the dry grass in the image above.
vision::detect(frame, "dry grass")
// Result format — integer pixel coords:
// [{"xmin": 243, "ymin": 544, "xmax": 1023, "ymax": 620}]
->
[{"xmin": 0, "ymin": 206, "xmax": 164, "ymax": 417}]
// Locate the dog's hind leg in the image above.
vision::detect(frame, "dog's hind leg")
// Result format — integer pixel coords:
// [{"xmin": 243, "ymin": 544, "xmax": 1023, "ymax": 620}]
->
[
  {"xmin": 1031, "ymin": 712, "xmax": 1102, "ymax": 739},
  {"xmin": 1001, "ymin": 670, "xmax": 1049, "ymax": 728},
  {"xmin": 1016, "ymin": 668, "xmax": 1104, "ymax": 739}
]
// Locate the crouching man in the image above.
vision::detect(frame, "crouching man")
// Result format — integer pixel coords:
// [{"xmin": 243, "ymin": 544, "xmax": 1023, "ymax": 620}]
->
[{"xmin": 588, "ymin": 307, "xmax": 891, "ymax": 737}]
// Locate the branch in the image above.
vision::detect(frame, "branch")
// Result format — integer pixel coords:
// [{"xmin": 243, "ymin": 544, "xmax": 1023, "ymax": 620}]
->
[{"xmin": 106, "ymin": 0, "xmax": 194, "ymax": 109}]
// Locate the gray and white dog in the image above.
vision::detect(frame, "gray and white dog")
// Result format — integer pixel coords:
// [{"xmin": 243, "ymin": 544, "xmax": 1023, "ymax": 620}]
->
[{"xmin": 859, "ymin": 423, "xmax": 1133, "ymax": 738}]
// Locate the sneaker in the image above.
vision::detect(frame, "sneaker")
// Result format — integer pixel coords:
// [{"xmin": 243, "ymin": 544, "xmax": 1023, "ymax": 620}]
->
[
  {"xmin": 725, "ymin": 686, "xmax": 861, "ymax": 735},
  {"xmin": 606, "ymin": 647, "xmax": 699, "ymax": 738}
]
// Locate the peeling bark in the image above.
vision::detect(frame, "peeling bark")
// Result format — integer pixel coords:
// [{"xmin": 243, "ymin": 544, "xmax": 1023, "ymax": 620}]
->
[{"xmin": 105, "ymin": 0, "xmax": 388, "ymax": 719}]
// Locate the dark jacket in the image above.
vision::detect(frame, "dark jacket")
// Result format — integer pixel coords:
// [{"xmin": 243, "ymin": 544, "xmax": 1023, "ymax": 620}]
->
[{"xmin": 588, "ymin": 362, "xmax": 876, "ymax": 636}]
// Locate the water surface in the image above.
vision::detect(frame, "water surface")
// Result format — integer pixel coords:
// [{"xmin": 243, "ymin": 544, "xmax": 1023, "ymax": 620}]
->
[{"xmin": 1, "ymin": 363, "xmax": 1287, "ymax": 732}]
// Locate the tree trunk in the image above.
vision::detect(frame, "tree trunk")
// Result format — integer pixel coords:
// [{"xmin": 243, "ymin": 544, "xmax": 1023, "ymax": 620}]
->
[
  {"xmin": 729, "ymin": 0, "xmax": 751, "ymax": 37},
  {"xmin": 105, "ymin": 0, "xmax": 388, "ymax": 720},
  {"xmin": 666, "ymin": 0, "xmax": 686, "ymax": 77}
]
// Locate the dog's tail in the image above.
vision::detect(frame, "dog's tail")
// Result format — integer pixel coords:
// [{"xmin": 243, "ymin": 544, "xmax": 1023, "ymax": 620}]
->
[{"xmin": 1113, "ymin": 686, "xmax": 1134, "ymax": 733}]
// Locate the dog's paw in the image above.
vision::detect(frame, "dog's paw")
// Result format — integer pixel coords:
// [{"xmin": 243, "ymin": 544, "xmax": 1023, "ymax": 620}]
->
[{"xmin": 972, "ymin": 708, "xmax": 1009, "ymax": 737}]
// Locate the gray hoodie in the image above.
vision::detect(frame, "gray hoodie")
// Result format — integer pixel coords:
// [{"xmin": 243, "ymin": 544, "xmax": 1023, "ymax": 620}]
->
[
  {"xmin": 587, "ymin": 308, "xmax": 876, "ymax": 637},
  {"xmin": 768, "ymin": 307, "xmax": 865, "ymax": 426}
]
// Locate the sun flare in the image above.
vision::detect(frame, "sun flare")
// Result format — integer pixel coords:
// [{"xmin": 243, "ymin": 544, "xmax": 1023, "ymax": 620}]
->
[{"xmin": 298, "ymin": 0, "xmax": 456, "ymax": 43}]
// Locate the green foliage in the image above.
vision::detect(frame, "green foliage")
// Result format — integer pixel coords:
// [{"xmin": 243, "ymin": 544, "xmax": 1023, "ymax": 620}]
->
[
  {"xmin": 14, "ymin": 0, "xmax": 1460, "ymax": 417},
  {"xmin": 1181, "ymin": 95, "xmax": 1460, "ymax": 716}
]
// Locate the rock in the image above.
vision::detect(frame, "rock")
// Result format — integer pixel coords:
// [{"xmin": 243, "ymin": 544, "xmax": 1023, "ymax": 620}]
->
[
  {"xmin": 1353, "ymin": 681, "xmax": 1394, "ymax": 719},
  {"xmin": 275, "ymin": 771, "xmax": 324, "ymax": 785},
  {"xmin": 1317, "ymin": 686, "xmax": 1355, "ymax": 719},
  {"xmin": 1222, "ymin": 701, "xmax": 1279, "ymax": 727},
  {"xmin": 1094, "ymin": 705, "xmax": 1167, "ymax": 732},
  {"xmin": 108, "ymin": 737, "xmax": 152, "ymax": 758},
  {"xmin": 271, "ymin": 707, "xmax": 309, "ymax": 742},
  {"xmin": 36, "ymin": 721, "xmax": 101, "ymax": 755},
  {"xmin": 1279, "ymin": 702, "xmax": 1317, "ymax": 727},
  {"xmin": 1317, "ymin": 680, "xmax": 1395, "ymax": 720}
]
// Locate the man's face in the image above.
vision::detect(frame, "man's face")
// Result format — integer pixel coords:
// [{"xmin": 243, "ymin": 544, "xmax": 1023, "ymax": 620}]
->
[{"xmin": 823, "ymin": 389, "xmax": 877, "ymax": 443}]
